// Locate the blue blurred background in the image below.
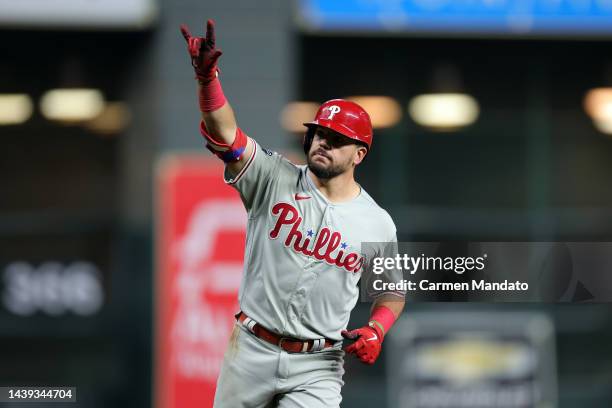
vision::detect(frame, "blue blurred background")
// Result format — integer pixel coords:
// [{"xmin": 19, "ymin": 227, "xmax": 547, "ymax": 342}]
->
[{"xmin": 1, "ymin": 0, "xmax": 612, "ymax": 406}]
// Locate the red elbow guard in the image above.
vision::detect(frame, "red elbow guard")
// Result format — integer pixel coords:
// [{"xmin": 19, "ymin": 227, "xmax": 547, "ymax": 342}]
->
[{"xmin": 200, "ymin": 121, "xmax": 248, "ymax": 163}]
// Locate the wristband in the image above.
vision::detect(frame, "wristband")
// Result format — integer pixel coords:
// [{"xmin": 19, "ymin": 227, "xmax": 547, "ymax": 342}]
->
[
  {"xmin": 198, "ymin": 74, "xmax": 227, "ymax": 112},
  {"xmin": 369, "ymin": 305, "xmax": 396, "ymax": 339}
]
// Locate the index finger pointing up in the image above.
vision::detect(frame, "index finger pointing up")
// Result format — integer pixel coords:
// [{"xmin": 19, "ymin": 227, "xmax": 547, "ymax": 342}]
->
[{"xmin": 180, "ymin": 24, "xmax": 192, "ymax": 41}]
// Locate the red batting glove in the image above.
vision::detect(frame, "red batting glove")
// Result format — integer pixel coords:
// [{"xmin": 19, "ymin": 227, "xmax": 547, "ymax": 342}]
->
[
  {"xmin": 341, "ymin": 324, "xmax": 384, "ymax": 365},
  {"xmin": 180, "ymin": 19, "xmax": 223, "ymax": 83}
]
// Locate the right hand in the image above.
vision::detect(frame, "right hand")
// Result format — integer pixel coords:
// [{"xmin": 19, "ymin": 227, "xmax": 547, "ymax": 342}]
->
[{"xmin": 180, "ymin": 19, "xmax": 223, "ymax": 83}]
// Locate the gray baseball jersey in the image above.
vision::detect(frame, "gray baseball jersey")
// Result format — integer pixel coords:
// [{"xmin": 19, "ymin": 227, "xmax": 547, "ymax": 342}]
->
[{"xmin": 225, "ymin": 139, "xmax": 400, "ymax": 341}]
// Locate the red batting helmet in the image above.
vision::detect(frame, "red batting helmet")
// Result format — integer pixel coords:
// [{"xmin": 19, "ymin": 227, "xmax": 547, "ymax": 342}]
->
[{"xmin": 303, "ymin": 99, "xmax": 373, "ymax": 154}]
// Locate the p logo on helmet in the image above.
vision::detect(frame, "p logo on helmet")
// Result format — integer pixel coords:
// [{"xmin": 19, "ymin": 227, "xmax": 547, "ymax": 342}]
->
[{"xmin": 325, "ymin": 105, "xmax": 341, "ymax": 120}]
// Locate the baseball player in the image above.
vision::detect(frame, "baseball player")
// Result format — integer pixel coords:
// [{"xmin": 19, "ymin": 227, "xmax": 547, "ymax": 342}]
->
[{"xmin": 180, "ymin": 19, "xmax": 406, "ymax": 407}]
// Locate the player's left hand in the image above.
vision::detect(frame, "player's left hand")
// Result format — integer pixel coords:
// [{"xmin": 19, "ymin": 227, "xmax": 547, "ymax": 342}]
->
[
  {"xmin": 341, "ymin": 324, "xmax": 383, "ymax": 365},
  {"xmin": 180, "ymin": 19, "xmax": 223, "ymax": 83}
]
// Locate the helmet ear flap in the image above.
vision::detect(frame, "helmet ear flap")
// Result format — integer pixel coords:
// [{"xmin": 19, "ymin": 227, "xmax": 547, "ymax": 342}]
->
[{"xmin": 303, "ymin": 126, "xmax": 316, "ymax": 155}]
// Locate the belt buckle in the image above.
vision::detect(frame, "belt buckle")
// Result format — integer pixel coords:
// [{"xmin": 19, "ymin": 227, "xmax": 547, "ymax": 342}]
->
[
  {"xmin": 278, "ymin": 337, "xmax": 307, "ymax": 353},
  {"xmin": 278, "ymin": 337, "xmax": 290, "ymax": 350}
]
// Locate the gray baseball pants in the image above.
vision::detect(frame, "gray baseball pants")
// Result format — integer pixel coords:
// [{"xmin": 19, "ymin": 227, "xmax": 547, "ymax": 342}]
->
[{"xmin": 213, "ymin": 323, "xmax": 345, "ymax": 407}]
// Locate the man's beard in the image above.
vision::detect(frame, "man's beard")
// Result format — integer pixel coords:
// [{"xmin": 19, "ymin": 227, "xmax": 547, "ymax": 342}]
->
[{"xmin": 307, "ymin": 152, "xmax": 349, "ymax": 179}]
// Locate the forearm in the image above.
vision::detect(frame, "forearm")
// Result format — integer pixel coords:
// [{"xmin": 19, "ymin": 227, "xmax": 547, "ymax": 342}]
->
[
  {"xmin": 196, "ymin": 79, "xmax": 253, "ymax": 174},
  {"xmin": 370, "ymin": 294, "xmax": 405, "ymax": 337},
  {"xmin": 371, "ymin": 294, "xmax": 404, "ymax": 319},
  {"xmin": 198, "ymin": 80, "xmax": 237, "ymax": 144}
]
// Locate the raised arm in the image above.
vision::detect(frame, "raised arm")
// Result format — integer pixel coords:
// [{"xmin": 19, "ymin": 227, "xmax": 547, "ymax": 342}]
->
[{"xmin": 180, "ymin": 20, "xmax": 254, "ymax": 176}]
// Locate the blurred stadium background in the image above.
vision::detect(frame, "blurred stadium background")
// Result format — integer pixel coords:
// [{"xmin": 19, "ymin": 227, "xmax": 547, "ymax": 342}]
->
[{"xmin": 1, "ymin": 0, "xmax": 612, "ymax": 407}]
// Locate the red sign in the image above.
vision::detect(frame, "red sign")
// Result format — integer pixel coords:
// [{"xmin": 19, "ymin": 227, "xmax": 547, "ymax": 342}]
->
[{"xmin": 155, "ymin": 155, "xmax": 247, "ymax": 408}]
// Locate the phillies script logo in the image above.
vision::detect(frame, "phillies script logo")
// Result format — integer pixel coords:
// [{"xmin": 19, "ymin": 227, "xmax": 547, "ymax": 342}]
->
[{"xmin": 269, "ymin": 202, "xmax": 364, "ymax": 273}]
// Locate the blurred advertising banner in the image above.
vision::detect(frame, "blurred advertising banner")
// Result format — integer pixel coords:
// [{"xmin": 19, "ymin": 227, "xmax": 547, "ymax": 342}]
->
[
  {"xmin": 0, "ymin": 0, "xmax": 157, "ymax": 29},
  {"xmin": 298, "ymin": 0, "xmax": 612, "ymax": 36},
  {"xmin": 361, "ymin": 242, "xmax": 612, "ymax": 302},
  {"xmin": 0, "ymin": 233, "xmax": 110, "ymax": 334},
  {"xmin": 387, "ymin": 313, "xmax": 557, "ymax": 408},
  {"xmin": 155, "ymin": 155, "xmax": 246, "ymax": 408}
]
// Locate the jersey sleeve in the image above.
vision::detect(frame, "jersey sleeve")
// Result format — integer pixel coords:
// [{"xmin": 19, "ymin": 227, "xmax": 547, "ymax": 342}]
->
[
  {"xmin": 363, "ymin": 222, "xmax": 406, "ymax": 301},
  {"xmin": 379, "ymin": 231, "xmax": 406, "ymax": 298},
  {"xmin": 224, "ymin": 139, "xmax": 283, "ymax": 214}
]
